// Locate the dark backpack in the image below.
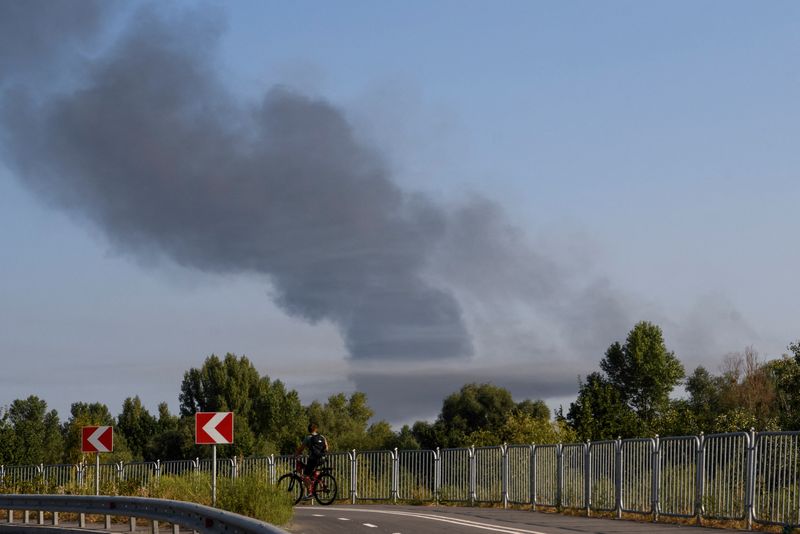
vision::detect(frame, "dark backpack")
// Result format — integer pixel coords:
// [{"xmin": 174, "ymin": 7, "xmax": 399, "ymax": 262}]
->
[{"xmin": 308, "ymin": 434, "xmax": 326, "ymax": 457}]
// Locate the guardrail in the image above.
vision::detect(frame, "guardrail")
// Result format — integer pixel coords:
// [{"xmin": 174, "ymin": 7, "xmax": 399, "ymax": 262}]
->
[
  {"xmin": 0, "ymin": 495, "xmax": 288, "ymax": 534},
  {"xmin": 2, "ymin": 430, "xmax": 799, "ymax": 531}
]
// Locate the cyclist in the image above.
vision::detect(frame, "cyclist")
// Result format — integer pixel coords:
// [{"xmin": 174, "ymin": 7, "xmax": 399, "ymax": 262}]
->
[{"xmin": 295, "ymin": 423, "xmax": 329, "ymax": 497}]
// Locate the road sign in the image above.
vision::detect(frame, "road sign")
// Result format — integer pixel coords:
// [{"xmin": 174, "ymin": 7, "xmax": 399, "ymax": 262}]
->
[
  {"xmin": 195, "ymin": 412, "xmax": 234, "ymax": 444},
  {"xmin": 81, "ymin": 426, "xmax": 113, "ymax": 453}
]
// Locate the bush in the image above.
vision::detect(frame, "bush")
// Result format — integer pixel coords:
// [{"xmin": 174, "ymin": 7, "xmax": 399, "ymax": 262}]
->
[
  {"xmin": 150, "ymin": 473, "xmax": 293, "ymax": 527},
  {"xmin": 218, "ymin": 473, "xmax": 294, "ymax": 526}
]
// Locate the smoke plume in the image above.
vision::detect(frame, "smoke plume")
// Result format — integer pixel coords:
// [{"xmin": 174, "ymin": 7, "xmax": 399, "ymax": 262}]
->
[
  {"xmin": 1, "ymin": 5, "xmax": 472, "ymax": 362},
  {"xmin": 1, "ymin": 3, "xmax": 638, "ymax": 379}
]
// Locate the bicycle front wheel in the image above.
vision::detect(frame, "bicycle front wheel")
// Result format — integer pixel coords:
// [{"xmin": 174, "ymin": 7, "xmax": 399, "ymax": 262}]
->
[
  {"xmin": 314, "ymin": 473, "xmax": 338, "ymax": 505},
  {"xmin": 277, "ymin": 473, "xmax": 304, "ymax": 505}
]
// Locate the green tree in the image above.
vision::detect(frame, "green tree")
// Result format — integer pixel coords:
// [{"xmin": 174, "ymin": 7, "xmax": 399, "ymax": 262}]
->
[
  {"xmin": 4, "ymin": 396, "xmax": 63, "ymax": 464},
  {"xmin": 431, "ymin": 383, "xmax": 515, "ymax": 447},
  {"xmin": 251, "ymin": 377, "xmax": 306, "ymax": 455},
  {"xmin": 180, "ymin": 354, "xmax": 306, "ymax": 456},
  {"xmin": 599, "ymin": 321, "xmax": 684, "ymax": 430},
  {"xmin": 388, "ymin": 425, "xmax": 421, "ymax": 450},
  {"xmin": 146, "ymin": 403, "xmax": 190, "ymax": 460},
  {"xmin": 566, "ymin": 372, "xmax": 642, "ymax": 440},
  {"xmin": 515, "ymin": 399, "xmax": 550, "ymax": 420},
  {"xmin": 410, "ymin": 383, "xmax": 550, "ymax": 448},
  {"xmin": 768, "ymin": 342, "xmax": 800, "ymax": 430},
  {"xmin": 117, "ymin": 396, "xmax": 157, "ymax": 461},
  {"xmin": 305, "ymin": 392, "xmax": 377, "ymax": 451},
  {"xmin": 63, "ymin": 401, "xmax": 131, "ymax": 463},
  {"xmin": 179, "ymin": 354, "xmax": 261, "ymax": 416}
]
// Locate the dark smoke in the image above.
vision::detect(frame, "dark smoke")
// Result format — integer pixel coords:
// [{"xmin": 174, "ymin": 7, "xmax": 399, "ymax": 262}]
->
[
  {"xmin": 0, "ymin": 0, "xmax": 111, "ymax": 84},
  {"xmin": 1, "ymin": 2, "xmax": 640, "ymax": 390},
  {"xmin": 0, "ymin": 6, "xmax": 472, "ymax": 362}
]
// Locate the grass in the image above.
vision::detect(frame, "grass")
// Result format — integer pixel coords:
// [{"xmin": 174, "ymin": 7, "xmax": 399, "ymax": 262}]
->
[{"xmin": 0, "ymin": 472, "xmax": 294, "ymax": 528}]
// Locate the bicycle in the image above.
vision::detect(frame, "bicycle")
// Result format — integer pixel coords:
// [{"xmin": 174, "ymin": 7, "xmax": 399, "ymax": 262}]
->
[{"xmin": 276, "ymin": 457, "xmax": 338, "ymax": 505}]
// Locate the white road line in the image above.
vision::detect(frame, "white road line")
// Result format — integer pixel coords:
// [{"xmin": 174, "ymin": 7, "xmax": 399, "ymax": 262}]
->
[
  {"xmin": 311, "ymin": 514, "xmax": 325, "ymax": 517},
  {"xmin": 363, "ymin": 524, "xmax": 378, "ymax": 528},
  {"xmin": 337, "ymin": 517, "xmax": 350, "ymax": 521},
  {"xmin": 329, "ymin": 508, "xmax": 548, "ymax": 534}
]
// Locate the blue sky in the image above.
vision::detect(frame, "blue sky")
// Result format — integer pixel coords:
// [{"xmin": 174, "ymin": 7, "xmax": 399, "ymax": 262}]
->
[{"xmin": 1, "ymin": 1, "xmax": 798, "ymax": 425}]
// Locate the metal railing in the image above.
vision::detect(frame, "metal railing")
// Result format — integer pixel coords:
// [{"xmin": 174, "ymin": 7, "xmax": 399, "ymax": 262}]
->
[
  {"xmin": 0, "ymin": 494, "xmax": 288, "ymax": 534},
  {"xmin": 3, "ymin": 430, "xmax": 800, "ymax": 530}
]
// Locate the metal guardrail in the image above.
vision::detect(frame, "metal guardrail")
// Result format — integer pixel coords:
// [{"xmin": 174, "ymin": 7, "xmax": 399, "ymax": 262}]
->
[
  {"xmin": 0, "ymin": 495, "xmax": 288, "ymax": 534},
  {"xmin": 3, "ymin": 430, "xmax": 800, "ymax": 530}
]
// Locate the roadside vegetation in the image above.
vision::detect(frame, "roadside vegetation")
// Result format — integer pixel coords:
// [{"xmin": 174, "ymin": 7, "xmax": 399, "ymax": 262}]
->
[{"xmin": 0, "ymin": 323, "xmax": 798, "ymax": 469}]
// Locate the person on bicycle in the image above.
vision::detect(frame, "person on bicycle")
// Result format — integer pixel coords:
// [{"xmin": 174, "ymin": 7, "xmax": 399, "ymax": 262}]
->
[{"xmin": 295, "ymin": 423, "xmax": 329, "ymax": 496}]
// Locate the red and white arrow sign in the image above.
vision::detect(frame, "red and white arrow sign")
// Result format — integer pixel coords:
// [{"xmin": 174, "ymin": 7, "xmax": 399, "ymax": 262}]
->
[
  {"xmin": 81, "ymin": 426, "xmax": 113, "ymax": 453},
  {"xmin": 195, "ymin": 412, "xmax": 234, "ymax": 444}
]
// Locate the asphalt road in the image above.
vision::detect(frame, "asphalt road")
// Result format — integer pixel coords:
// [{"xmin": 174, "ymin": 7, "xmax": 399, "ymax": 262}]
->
[{"xmin": 286, "ymin": 505, "xmax": 745, "ymax": 534}]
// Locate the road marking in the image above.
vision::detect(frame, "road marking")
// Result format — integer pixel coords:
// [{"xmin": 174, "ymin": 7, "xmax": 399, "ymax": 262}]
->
[
  {"xmin": 337, "ymin": 517, "xmax": 350, "ymax": 521},
  {"xmin": 363, "ymin": 524, "xmax": 378, "ymax": 528},
  {"xmin": 312, "ymin": 514, "xmax": 325, "ymax": 517},
  {"xmin": 330, "ymin": 508, "xmax": 548, "ymax": 534}
]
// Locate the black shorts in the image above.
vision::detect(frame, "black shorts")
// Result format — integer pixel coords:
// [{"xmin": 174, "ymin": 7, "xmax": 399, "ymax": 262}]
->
[{"xmin": 303, "ymin": 455, "xmax": 323, "ymax": 477}]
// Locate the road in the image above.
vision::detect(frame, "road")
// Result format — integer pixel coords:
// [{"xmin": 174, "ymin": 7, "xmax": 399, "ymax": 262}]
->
[{"xmin": 285, "ymin": 505, "xmax": 744, "ymax": 534}]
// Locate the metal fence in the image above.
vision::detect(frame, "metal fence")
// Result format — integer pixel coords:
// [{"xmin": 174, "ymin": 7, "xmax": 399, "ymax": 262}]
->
[{"xmin": 3, "ymin": 430, "xmax": 800, "ymax": 530}]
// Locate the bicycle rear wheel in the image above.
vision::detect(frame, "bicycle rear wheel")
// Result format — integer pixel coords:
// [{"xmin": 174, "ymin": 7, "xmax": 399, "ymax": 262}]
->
[
  {"xmin": 314, "ymin": 473, "xmax": 338, "ymax": 505},
  {"xmin": 277, "ymin": 473, "xmax": 304, "ymax": 504}
]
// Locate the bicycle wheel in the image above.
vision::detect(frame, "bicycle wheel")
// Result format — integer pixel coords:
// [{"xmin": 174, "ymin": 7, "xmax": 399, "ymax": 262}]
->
[
  {"xmin": 313, "ymin": 473, "xmax": 338, "ymax": 505},
  {"xmin": 277, "ymin": 473, "xmax": 304, "ymax": 504}
]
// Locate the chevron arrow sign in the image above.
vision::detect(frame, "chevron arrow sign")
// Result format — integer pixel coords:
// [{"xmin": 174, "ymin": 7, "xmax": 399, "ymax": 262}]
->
[
  {"xmin": 195, "ymin": 412, "xmax": 234, "ymax": 444},
  {"xmin": 81, "ymin": 426, "xmax": 113, "ymax": 453}
]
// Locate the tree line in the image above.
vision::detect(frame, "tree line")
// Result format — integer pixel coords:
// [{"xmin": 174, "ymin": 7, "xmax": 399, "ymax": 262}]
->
[{"xmin": 2, "ymin": 321, "xmax": 799, "ymax": 465}]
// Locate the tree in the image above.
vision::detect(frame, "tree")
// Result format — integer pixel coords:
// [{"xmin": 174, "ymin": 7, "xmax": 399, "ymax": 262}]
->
[
  {"xmin": 146, "ymin": 403, "xmax": 190, "ymax": 460},
  {"xmin": 180, "ymin": 354, "xmax": 306, "ymax": 456},
  {"xmin": 683, "ymin": 366, "xmax": 725, "ymax": 433},
  {"xmin": 117, "ymin": 396, "xmax": 157, "ymax": 461},
  {"xmin": 409, "ymin": 383, "xmax": 551, "ymax": 448},
  {"xmin": 515, "ymin": 399, "xmax": 550, "ymax": 420},
  {"xmin": 4, "ymin": 396, "xmax": 63, "ymax": 464},
  {"xmin": 599, "ymin": 321, "xmax": 684, "ymax": 430},
  {"xmin": 435, "ymin": 383, "xmax": 516, "ymax": 446},
  {"xmin": 716, "ymin": 347, "xmax": 778, "ymax": 431},
  {"xmin": 768, "ymin": 344, "xmax": 800, "ymax": 430},
  {"xmin": 63, "ymin": 402, "xmax": 131, "ymax": 463},
  {"xmin": 251, "ymin": 377, "xmax": 306, "ymax": 455},
  {"xmin": 566, "ymin": 372, "xmax": 642, "ymax": 440},
  {"xmin": 179, "ymin": 354, "xmax": 261, "ymax": 416},
  {"xmin": 306, "ymin": 392, "xmax": 376, "ymax": 451}
]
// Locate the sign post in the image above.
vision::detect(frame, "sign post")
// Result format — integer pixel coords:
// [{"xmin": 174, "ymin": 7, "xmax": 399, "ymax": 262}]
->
[
  {"xmin": 81, "ymin": 426, "xmax": 113, "ymax": 495},
  {"xmin": 195, "ymin": 412, "xmax": 234, "ymax": 506}
]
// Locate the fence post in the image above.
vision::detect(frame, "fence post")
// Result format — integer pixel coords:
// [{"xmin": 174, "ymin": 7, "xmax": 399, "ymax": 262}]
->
[
  {"xmin": 469, "ymin": 446, "xmax": 476, "ymax": 506},
  {"xmin": 77, "ymin": 462, "xmax": 85, "ymax": 489},
  {"xmin": 434, "ymin": 448, "xmax": 441, "ymax": 504},
  {"xmin": 268, "ymin": 454, "xmax": 275, "ymax": 485},
  {"xmin": 745, "ymin": 428, "xmax": 756, "ymax": 531},
  {"xmin": 155, "ymin": 459, "xmax": 161, "ymax": 481},
  {"xmin": 695, "ymin": 433, "xmax": 705, "ymax": 524},
  {"xmin": 392, "ymin": 448, "xmax": 399, "ymax": 504},
  {"xmin": 232, "ymin": 456, "xmax": 238, "ymax": 480},
  {"xmin": 350, "ymin": 450, "xmax": 357, "ymax": 504},
  {"xmin": 556, "ymin": 443, "xmax": 563, "ymax": 510},
  {"xmin": 530, "ymin": 444, "xmax": 536, "ymax": 511},
  {"xmin": 501, "ymin": 444, "xmax": 509, "ymax": 509},
  {"xmin": 653, "ymin": 435, "xmax": 660, "ymax": 523},
  {"xmin": 615, "ymin": 438, "xmax": 622, "ymax": 519},
  {"xmin": 585, "ymin": 441, "xmax": 591, "ymax": 517}
]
